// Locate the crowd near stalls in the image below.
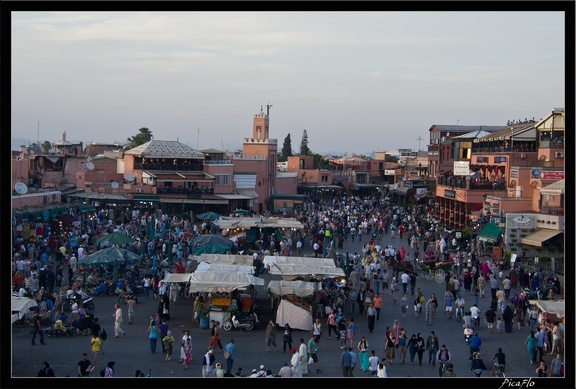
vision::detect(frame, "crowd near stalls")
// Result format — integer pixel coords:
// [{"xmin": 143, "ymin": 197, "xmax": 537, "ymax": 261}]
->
[{"xmin": 12, "ymin": 191, "xmax": 564, "ymax": 378}]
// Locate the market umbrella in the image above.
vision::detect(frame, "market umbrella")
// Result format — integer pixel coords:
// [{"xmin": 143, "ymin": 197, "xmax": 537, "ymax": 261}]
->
[
  {"xmin": 191, "ymin": 234, "xmax": 234, "ymax": 247},
  {"xmin": 232, "ymin": 208, "xmax": 250, "ymax": 215},
  {"xmin": 78, "ymin": 246, "xmax": 142, "ymax": 266},
  {"xmin": 193, "ymin": 243, "xmax": 232, "ymax": 255},
  {"xmin": 195, "ymin": 211, "xmax": 221, "ymax": 221},
  {"xmin": 93, "ymin": 232, "xmax": 135, "ymax": 246}
]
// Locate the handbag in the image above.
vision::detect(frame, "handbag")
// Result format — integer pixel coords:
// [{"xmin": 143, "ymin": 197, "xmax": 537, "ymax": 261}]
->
[
  {"xmin": 224, "ymin": 351, "xmax": 230, "ymax": 360},
  {"xmin": 308, "ymin": 356, "xmax": 314, "ymax": 365},
  {"xmin": 163, "ymin": 308, "xmax": 169, "ymax": 315}
]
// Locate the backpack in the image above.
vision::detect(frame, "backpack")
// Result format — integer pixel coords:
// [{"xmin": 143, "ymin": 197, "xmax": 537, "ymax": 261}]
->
[
  {"xmin": 100, "ymin": 328, "xmax": 107, "ymax": 341},
  {"xmin": 100, "ymin": 368, "xmax": 106, "ymax": 377}
]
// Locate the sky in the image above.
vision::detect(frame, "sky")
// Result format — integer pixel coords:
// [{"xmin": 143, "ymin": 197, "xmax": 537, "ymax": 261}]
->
[{"xmin": 10, "ymin": 8, "xmax": 567, "ymax": 156}]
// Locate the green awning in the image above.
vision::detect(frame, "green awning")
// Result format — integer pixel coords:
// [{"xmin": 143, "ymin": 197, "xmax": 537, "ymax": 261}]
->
[
  {"xmin": 77, "ymin": 204, "xmax": 96, "ymax": 212},
  {"xmin": 477, "ymin": 223, "xmax": 501, "ymax": 243},
  {"xmin": 133, "ymin": 195, "xmax": 160, "ymax": 203}
]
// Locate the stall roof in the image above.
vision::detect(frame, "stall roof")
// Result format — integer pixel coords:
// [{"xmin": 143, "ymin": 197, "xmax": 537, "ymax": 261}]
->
[
  {"xmin": 214, "ymin": 217, "xmax": 304, "ymax": 230},
  {"xmin": 11, "ymin": 297, "xmax": 38, "ymax": 324},
  {"xmin": 195, "ymin": 261, "xmax": 255, "ymax": 274},
  {"xmin": 267, "ymin": 280, "xmax": 320, "ymax": 297},
  {"xmin": 521, "ymin": 229, "xmax": 563, "ymax": 247},
  {"xmin": 162, "ymin": 273, "xmax": 193, "ymax": 283},
  {"xmin": 528, "ymin": 300, "xmax": 564, "ymax": 319},
  {"xmin": 264, "ymin": 255, "xmax": 345, "ymax": 279},
  {"xmin": 196, "ymin": 253, "xmax": 254, "ymax": 266},
  {"xmin": 187, "ymin": 272, "xmax": 264, "ymax": 293}
]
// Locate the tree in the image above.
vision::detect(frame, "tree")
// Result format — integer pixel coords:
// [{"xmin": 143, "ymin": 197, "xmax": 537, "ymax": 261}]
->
[
  {"xmin": 279, "ymin": 133, "xmax": 293, "ymax": 162},
  {"xmin": 299, "ymin": 129, "xmax": 310, "ymax": 156},
  {"xmin": 42, "ymin": 141, "xmax": 51, "ymax": 154},
  {"xmin": 126, "ymin": 127, "xmax": 153, "ymax": 150}
]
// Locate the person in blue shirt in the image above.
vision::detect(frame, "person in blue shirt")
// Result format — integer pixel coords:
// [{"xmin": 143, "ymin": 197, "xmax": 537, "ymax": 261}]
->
[
  {"xmin": 467, "ymin": 333, "xmax": 482, "ymax": 357},
  {"xmin": 223, "ymin": 338, "xmax": 235, "ymax": 374},
  {"xmin": 340, "ymin": 348, "xmax": 352, "ymax": 377}
]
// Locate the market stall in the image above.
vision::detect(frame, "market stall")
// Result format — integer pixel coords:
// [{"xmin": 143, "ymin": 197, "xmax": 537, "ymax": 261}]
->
[
  {"xmin": 12, "ymin": 296, "xmax": 38, "ymax": 325},
  {"xmin": 264, "ymin": 255, "xmax": 345, "ymax": 280}
]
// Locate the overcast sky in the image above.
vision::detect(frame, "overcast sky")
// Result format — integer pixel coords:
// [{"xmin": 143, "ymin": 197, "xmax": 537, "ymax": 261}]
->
[{"xmin": 11, "ymin": 10, "xmax": 566, "ymax": 155}]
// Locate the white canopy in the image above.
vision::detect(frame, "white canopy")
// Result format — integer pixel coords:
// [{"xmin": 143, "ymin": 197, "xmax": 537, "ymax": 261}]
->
[
  {"xmin": 197, "ymin": 253, "xmax": 254, "ymax": 266},
  {"xmin": 195, "ymin": 261, "xmax": 255, "ymax": 275},
  {"xmin": 267, "ymin": 280, "xmax": 320, "ymax": 297},
  {"xmin": 214, "ymin": 216, "xmax": 304, "ymax": 230},
  {"xmin": 11, "ymin": 296, "xmax": 38, "ymax": 324},
  {"xmin": 528, "ymin": 299, "xmax": 565, "ymax": 319},
  {"xmin": 162, "ymin": 272, "xmax": 193, "ymax": 283},
  {"xmin": 187, "ymin": 271, "xmax": 264, "ymax": 293},
  {"xmin": 265, "ymin": 255, "xmax": 345, "ymax": 280},
  {"xmin": 275, "ymin": 299, "xmax": 313, "ymax": 331}
]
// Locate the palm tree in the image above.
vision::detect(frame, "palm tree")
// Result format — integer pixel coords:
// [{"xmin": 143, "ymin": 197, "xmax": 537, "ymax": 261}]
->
[{"xmin": 126, "ymin": 127, "xmax": 153, "ymax": 149}]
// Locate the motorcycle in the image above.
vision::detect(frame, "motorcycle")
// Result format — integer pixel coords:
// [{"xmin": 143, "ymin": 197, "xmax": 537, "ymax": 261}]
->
[
  {"xmin": 463, "ymin": 326, "xmax": 474, "ymax": 342},
  {"xmin": 63, "ymin": 292, "xmax": 95, "ymax": 312},
  {"xmin": 222, "ymin": 311, "xmax": 259, "ymax": 331}
]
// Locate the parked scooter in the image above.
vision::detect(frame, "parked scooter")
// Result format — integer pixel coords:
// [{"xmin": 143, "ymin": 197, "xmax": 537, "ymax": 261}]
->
[{"xmin": 222, "ymin": 311, "xmax": 259, "ymax": 331}]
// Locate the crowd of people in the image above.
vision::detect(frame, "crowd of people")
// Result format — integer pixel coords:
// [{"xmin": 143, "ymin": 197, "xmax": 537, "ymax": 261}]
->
[{"xmin": 14, "ymin": 192, "xmax": 564, "ymax": 378}]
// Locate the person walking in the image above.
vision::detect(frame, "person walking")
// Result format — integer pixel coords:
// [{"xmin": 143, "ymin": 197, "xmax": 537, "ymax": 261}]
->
[
  {"xmin": 385, "ymin": 332, "xmax": 396, "ymax": 364},
  {"xmin": 346, "ymin": 317, "xmax": 356, "ymax": 348},
  {"xmin": 282, "ymin": 323, "xmax": 293, "ymax": 353},
  {"xmin": 550, "ymin": 353, "xmax": 563, "ymax": 377},
  {"xmin": 312, "ymin": 318, "xmax": 322, "ymax": 348},
  {"xmin": 366, "ymin": 303, "xmax": 377, "ymax": 333},
  {"xmin": 308, "ymin": 335, "xmax": 321, "ymax": 373},
  {"xmin": 525, "ymin": 330, "xmax": 538, "ymax": 364},
  {"xmin": 37, "ymin": 361, "xmax": 55, "ymax": 377},
  {"xmin": 77, "ymin": 353, "xmax": 93, "ymax": 377},
  {"xmin": 90, "ymin": 332, "xmax": 104, "ymax": 367},
  {"xmin": 147, "ymin": 320, "xmax": 159, "ymax": 353},
  {"xmin": 162, "ymin": 329, "xmax": 175, "ymax": 361},
  {"xmin": 372, "ymin": 293, "xmax": 383, "ymax": 321},
  {"xmin": 299, "ymin": 337, "xmax": 309, "ymax": 375},
  {"xmin": 326, "ymin": 309, "xmax": 338, "ymax": 340},
  {"xmin": 415, "ymin": 333, "xmax": 426, "ymax": 366},
  {"xmin": 426, "ymin": 331, "xmax": 439, "ymax": 367},
  {"xmin": 183, "ymin": 338, "xmax": 192, "ymax": 370},
  {"xmin": 400, "ymin": 292, "xmax": 409, "ymax": 318},
  {"xmin": 202, "ymin": 349, "xmax": 215, "ymax": 377},
  {"xmin": 179, "ymin": 329, "xmax": 191, "ymax": 363},
  {"xmin": 535, "ymin": 326, "xmax": 547, "ymax": 362},
  {"xmin": 340, "ymin": 346, "xmax": 352, "ymax": 377},
  {"xmin": 348, "ymin": 346, "xmax": 357, "ymax": 377},
  {"xmin": 127, "ymin": 295, "xmax": 136, "ymax": 325},
  {"xmin": 368, "ymin": 350, "xmax": 379, "ymax": 377},
  {"xmin": 113, "ymin": 303, "xmax": 125, "ymax": 338},
  {"xmin": 290, "ymin": 347, "xmax": 302, "ymax": 377},
  {"xmin": 470, "ymin": 352, "xmax": 487, "ymax": 377},
  {"xmin": 266, "ymin": 320, "xmax": 278, "ymax": 352},
  {"xmin": 407, "ymin": 333, "xmax": 417, "ymax": 364},
  {"xmin": 401, "ymin": 271, "xmax": 410, "ymax": 294},
  {"xmin": 223, "ymin": 338, "xmax": 235, "ymax": 374},
  {"xmin": 397, "ymin": 328, "xmax": 408, "ymax": 364},
  {"xmin": 357, "ymin": 336, "xmax": 370, "ymax": 372},
  {"xmin": 103, "ymin": 361, "xmax": 115, "ymax": 377},
  {"xmin": 31, "ymin": 310, "xmax": 46, "ymax": 346},
  {"xmin": 158, "ymin": 318, "xmax": 170, "ymax": 354},
  {"xmin": 535, "ymin": 360, "xmax": 549, "ymax": 377}
]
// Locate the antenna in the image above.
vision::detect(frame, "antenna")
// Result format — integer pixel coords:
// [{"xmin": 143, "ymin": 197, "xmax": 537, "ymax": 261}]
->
[
  {"xmin": 417, "ymin": 135, "xmax": 423, "ymax": 152},
  {"xmin": 266, "ymin": 103, "xmax": 273, "ymax": 116},
  {"xmin": 197, "ymin": 128, "xmax": 199, "ymax": 150}
]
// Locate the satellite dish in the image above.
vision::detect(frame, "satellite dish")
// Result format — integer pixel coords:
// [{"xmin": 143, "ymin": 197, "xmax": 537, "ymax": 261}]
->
[
  {"xmin": 15, "ymin": 182, "xmax": 28, "ymax": 195},
  {"xmin": 111, "ymin": 182, "xmax": 119, "ymax": 189},
  {"xmin": 126, "ymin": 173, "xmax": 135, "ymax": 182},
  {"xmin": 86, "ymin": 162, "xmax": 94, "ymax": 170}
]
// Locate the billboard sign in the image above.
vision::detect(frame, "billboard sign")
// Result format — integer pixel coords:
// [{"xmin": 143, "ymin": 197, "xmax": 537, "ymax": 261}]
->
[{"xmin": 453, "ymin": 161, "xmax": 470, "ymax": 176}]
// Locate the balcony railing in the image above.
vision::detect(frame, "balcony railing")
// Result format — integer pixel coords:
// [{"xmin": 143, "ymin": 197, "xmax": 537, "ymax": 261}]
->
[
  {"xmin": 437, "ymin": 176, "xmax": 505, "ymax": 190},
  {"xmin": 157, "ymin": 187, "xmax": 214, "ymax": 195},
  {"xmin": 134, "ymin": 163, "xmax": 203, "ymax": 171}
]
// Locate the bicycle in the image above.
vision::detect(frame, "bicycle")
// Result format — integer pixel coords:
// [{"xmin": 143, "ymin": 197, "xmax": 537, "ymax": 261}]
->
[
  {"xmin": 455, "ymin": 305, "xmax": 464, "ymax": 322},
  {"xmin": 437, "ymin": 360, "xmax": 450, "ymax": 377},
  {"xmin": 492, "ymin": 362, "xmax": 506, "ymax": 377}
]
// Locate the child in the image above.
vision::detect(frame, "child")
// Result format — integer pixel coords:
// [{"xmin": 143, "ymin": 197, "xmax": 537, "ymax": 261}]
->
[
  {"xmin": 183, "ymin": 338, "xmax": 192, "ymax": 370},
  {"xmin": 496, "ymin": 316, "xmax": 503, "ymax": 333}
]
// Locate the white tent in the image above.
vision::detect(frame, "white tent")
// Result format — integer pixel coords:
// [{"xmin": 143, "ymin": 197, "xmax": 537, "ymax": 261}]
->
[
  {"xmin": 162, "ymin": 272, "xmax": 193, "ymax": 283},
  {"xmin": 187, "ymin": 271, "xmax": 264, "ymax": 293},
  {"xmin": 267, "ymin": 280, "xmax": 320, "ymax": 297},
  {"xmin": 197, "ymin": 253, "xmax": 254, "ymax": 266},
  {"xmin": 528, "ymin": 299, "xmax": 565, "ymax": 320},
  {"xmin": 195, "ymin": 261, "xmax": 255, "ymax": 275},
  {"xmin": 265, "ymin": 255, "xmax": 345, "ymax": 280},
  {"xmin": 11, "ymin": 296, "xmax": 38, "ymax": 324},
  {"xmin": 275, "ymin": 299, "xmax": 313, "ymax": 331}
]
